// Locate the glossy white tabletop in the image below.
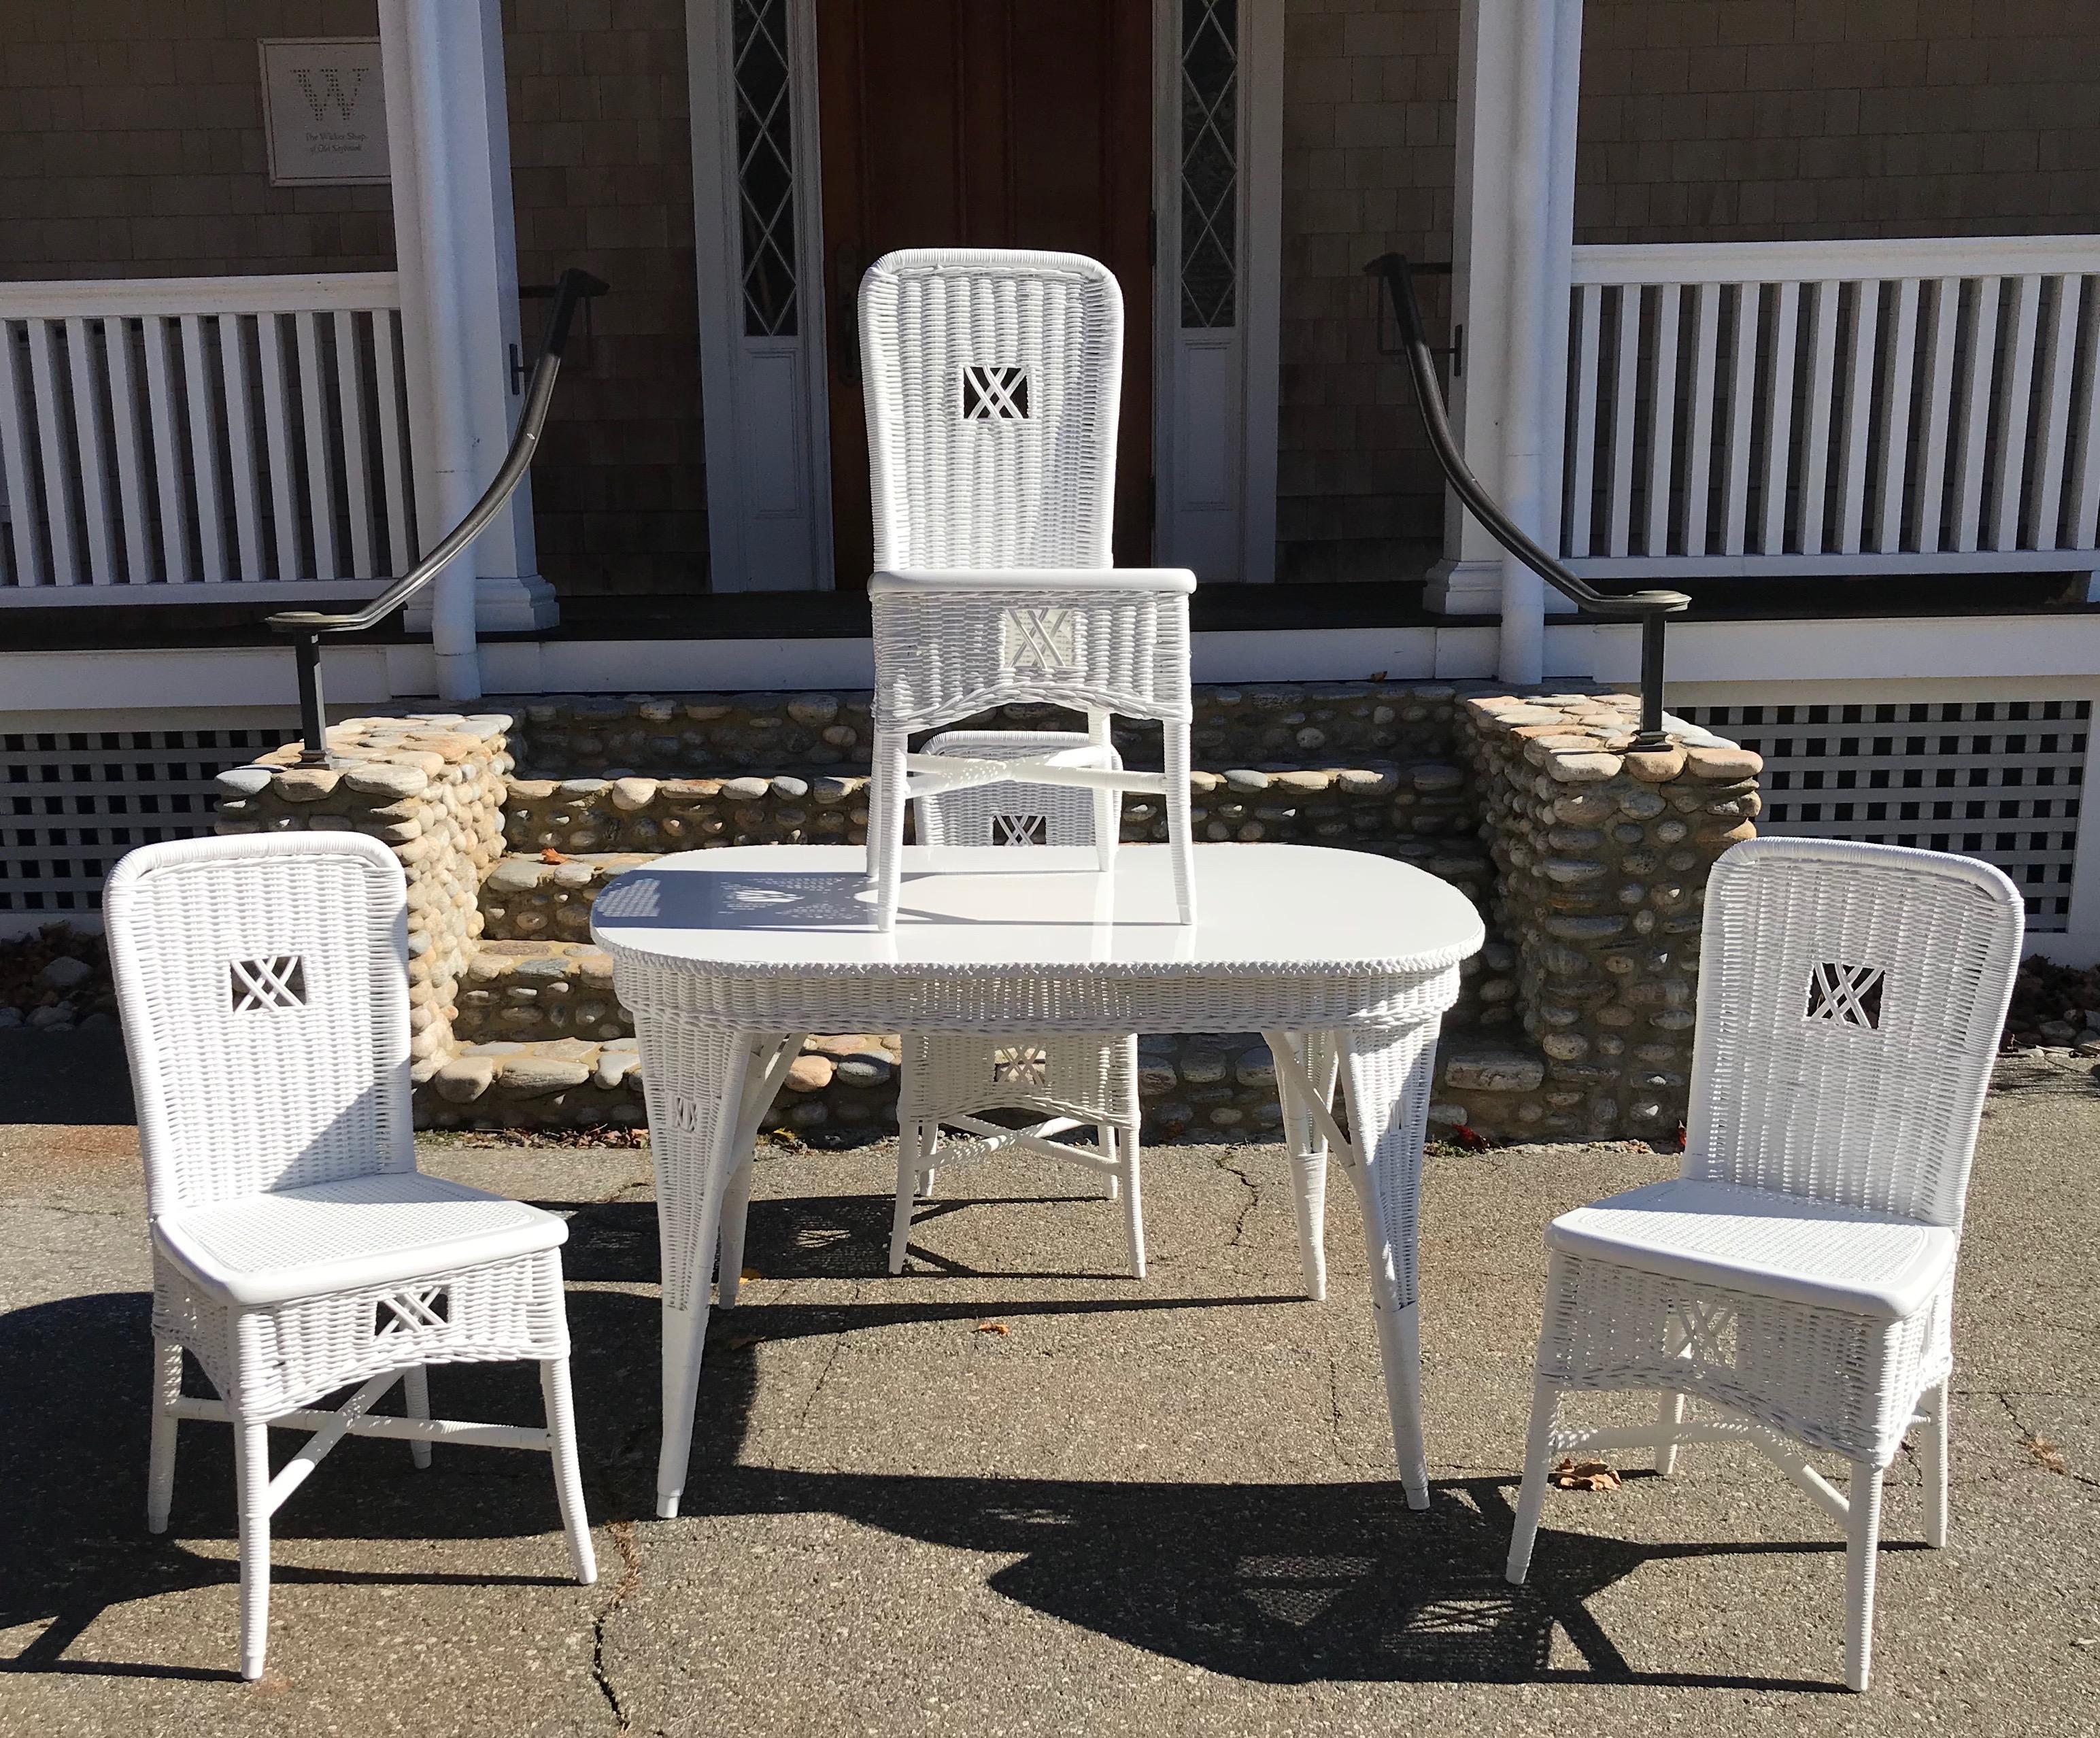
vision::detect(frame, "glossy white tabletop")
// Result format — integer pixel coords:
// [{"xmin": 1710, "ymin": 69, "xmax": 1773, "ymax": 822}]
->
[{"xmin": 590, "ymin": 843, "xmax": 1483, "ymax": 978}]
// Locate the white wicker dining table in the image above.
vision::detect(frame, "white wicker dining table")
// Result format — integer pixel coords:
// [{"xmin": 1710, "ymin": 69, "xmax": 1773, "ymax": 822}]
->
[{"xmin": 590, "ymin": 842, "xmax": 1484, "ymax": 1519}]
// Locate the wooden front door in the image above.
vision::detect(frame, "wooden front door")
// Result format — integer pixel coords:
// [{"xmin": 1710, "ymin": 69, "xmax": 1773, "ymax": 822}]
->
[{"xmin": 815, "ymin": 0, "xmax": 1153, "ymax": 587}]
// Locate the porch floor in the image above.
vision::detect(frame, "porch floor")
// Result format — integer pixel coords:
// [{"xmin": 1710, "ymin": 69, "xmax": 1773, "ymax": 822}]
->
[
  {"xmin": 0, "ymin": 1035, "xmax": 2092, "ymax": 1730},
  {"xmin": 5, "ymin": 569, "xmax": 2093, "ymax": 658}
]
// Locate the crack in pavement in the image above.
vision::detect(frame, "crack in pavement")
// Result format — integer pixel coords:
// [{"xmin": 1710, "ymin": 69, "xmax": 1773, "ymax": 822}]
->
[
  {"xmin": 1995, "ymin": 1391, "xmax": 2100, "ymax": 1490},
  {"xmin": 590, "ymin": 1518, "xmax": 643, "ymax": 1733},
  {"xmin": 1213, "ymin": 1154, "xmax": 1261, "ymax": 1248},
  {"xmin": 794, "ymin": 1279, "xmax": 857, "ymax": 1433},
  {"xmin": 0, "ymin": 1198, "xmax": 131, "ymax": 1220}
]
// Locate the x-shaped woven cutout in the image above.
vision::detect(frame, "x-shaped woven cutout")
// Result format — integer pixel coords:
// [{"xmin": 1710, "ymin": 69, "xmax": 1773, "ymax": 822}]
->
[
  {"xmin": 672, "ymin": 1095, "xmax": 703, "ymax": 1133},
  {"xmin": 1670, "ymin": 1297, "xmax": 1738, "ymax": 1369},
  {"xmin": 1806, "ymin": 960, "xmax": 1885, "ymax": 1029},
  {"xmin": 228, "ymin": 954, "xmax": 305, "ymax": 1013},
  {"xmin": 993, "ymin": 813, "xmax": 1048, "ymax": 846},
  {"xmin": 992, "ymin": 1045, "xmax": 1050, "ymax": 1087},
  {"xmin": 960, "ymin": 364, "xmax": 1029, "ymax": 420},
  {"xmin": 1001, "ymin": 606, "xmax": 1077, "ymax": 675},
  {"xmin": 373, "ymin": 1284, "xmax": 448, "ymax": 1339}
]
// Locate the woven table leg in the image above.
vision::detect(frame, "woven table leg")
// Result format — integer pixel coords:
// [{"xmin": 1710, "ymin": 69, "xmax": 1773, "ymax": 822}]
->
[
  {"xmin": 1338, "ymin": 1019, "xmax": 1441, "ymax": 1508},
  {"xmin": 643, "ymin": 1025, "xmax": 758, "ymax": 1518}
]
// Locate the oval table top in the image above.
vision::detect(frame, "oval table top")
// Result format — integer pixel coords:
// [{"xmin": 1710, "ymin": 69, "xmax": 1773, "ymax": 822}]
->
[{"xmin": 590, "ymin": 842, "xmax": 1483, "ymax": 981}]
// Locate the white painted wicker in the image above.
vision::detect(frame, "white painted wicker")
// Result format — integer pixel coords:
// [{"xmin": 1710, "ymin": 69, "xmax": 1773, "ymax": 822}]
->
[
  {"xmin": 594, "ymin": 842, "xmax": 1483, "ymax": 1518},
  {"xmin": 1504, "ymin": 837, "xmax": 2023, "ymax": 1692},
  {"xmin": 857, "ymin": 246, "xmax": 1198, "ymax": 930},
  {"xmin": 105, "ymin": 833, "xmax": 596, "ymax": 1682},
  {"xmin": 896, "ymin": 730, "xmax": 1145, "ymax": 1276}
]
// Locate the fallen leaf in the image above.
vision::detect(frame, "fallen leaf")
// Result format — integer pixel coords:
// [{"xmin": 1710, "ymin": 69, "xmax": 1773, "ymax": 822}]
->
[
  {"xmin": 1452, "ymin": 1124, "xmax": 1492, "ymax": 1150},
  {"xmin": 974, "ymin": 1320, "xmax": 1011, "ymax": 1336},
  {"xmin": 1551, "ymin": 1456, "xmax": 1622, "ymax": 1492},
  {"xmin": 539, "ymin": 847, "xmax": 566, "ymax": 864},
  {"xmin": 718, "ymin": 1332, "xmax": 764, "ymax": 1352},
  {"xmin": 739, "ymin": 1267, "xmax": 762, "ymax": 1282},
  {"xmin": 2024, "ymin": 1434, "xmax": 2069, "ymax": 1475},
  {"xmin": 1368, "ymin": 670, "xmax": 1388, "ymax": 683}
]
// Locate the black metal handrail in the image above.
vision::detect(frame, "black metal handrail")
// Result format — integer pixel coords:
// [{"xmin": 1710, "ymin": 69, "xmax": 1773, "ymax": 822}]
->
[
  {"xmin": 267, "ymin": 267, "xmax": 609, "ymax": 766},
  {"xmin": 1364, "ymin": 252, "xmax": 1689, "ymax": 753}
]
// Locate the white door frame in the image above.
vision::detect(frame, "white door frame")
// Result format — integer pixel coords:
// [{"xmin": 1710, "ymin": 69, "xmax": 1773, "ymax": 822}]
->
[
  {"xmin": 687, "ymin": 0, "xmax": 833, "ymax": 592},
  {"xmin": 1152, "ymin": 0, "xmax": 1283, "ymax": 583},
  {"xmin": 686, "ymin": 0, "xmax": 1282, "ymax": 590}
]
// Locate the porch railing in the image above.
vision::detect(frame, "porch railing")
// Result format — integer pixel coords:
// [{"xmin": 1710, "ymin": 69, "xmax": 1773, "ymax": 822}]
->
[
  {"xmin": 0, "ymin": 273, "xmax": 413, "ymax": 602},
  {"xmin": 1561, "ymin": 235, "xmax": 2100, "ymax": 581}
]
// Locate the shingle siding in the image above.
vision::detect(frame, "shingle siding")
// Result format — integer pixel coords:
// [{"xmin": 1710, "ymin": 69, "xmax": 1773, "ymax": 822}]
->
[{"xmin": 4, "ymin": 0, "xmax": 2097, "ymax": 594}]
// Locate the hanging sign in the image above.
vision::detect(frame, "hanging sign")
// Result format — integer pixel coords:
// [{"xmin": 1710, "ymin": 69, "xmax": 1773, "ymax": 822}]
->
[{"xmin": 259, "ymin": 38, "xmax": 390, "ymax": 186}]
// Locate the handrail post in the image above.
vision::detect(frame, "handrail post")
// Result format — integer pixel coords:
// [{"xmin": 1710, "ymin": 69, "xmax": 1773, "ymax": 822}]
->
[
  {"xmin": 1364, "ymin": 251, "xmax": 1688, "ymax": 756},
  {"xmin": 294, "ymin": 633, "xmax": 328, "ymax": 768},
  {"xmin": 1640, "ymin": 609, "xmax": 1667, "ymax": 749}
]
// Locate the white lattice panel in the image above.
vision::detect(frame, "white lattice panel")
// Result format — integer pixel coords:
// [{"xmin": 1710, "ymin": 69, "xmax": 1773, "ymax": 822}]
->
[
  {"xmin": 1, "ymin": 718, "xmax": 294, "ymax": 928},
  {"xmin": 1676, "ymin": 698, "xmax": 2086, "ymax": 932}
]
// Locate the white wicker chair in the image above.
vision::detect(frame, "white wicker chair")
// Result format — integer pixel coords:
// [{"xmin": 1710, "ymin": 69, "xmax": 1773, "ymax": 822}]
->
[
  {"xmin": 858, "ymin": 246, "xmax": 1197, "ymax": 932},
  {"xmin": 891, "ymin": 729, "xmax": 1145, "ymax": 1278},
  {"xmin": 104, "ymin": 832, "xmax": 596, "ymax": 1682},
  {"xmin": 1504, "ymin": 837, "xmax": 2023, "ymax": 1692}
]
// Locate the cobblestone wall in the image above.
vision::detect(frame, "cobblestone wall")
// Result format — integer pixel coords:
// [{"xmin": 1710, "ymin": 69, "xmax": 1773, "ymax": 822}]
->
[
  {"xmin": 202, "ymin": 683, "xmax": 1757, "ymax": 1147},
  {"xmin": 211, "ymin": 713, "xmax": 513, "ymax": 1078},
  {"xmin": 1443, "ymin": 690, "xmax": 1762, "ymax": 1142},
  {"xmin": 502, "ymin": 683, "xmax": 1466, "ymax": 777}
]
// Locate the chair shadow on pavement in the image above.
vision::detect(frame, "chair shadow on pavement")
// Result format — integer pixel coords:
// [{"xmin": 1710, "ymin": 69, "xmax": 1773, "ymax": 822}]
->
[{"xmin": 1, "ymin": 1207, "xmax": 1868, "ymax": 1694}]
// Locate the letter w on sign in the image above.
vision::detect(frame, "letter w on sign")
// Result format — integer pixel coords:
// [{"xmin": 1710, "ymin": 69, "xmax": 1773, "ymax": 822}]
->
[{"xmin": 1000, "ymin": 606, "xmax": 1077, "ymax": 677}]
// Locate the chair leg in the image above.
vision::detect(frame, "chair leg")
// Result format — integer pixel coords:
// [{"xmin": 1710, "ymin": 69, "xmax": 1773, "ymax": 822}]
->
[
  {"xmin": 233, "ymin": 1419, "xmax": 272, "ymax": 1682},
  {"xmin": 716, "ymin": 1155, "xmax": 754, "ymax": 1309},
  {"xmin": 1655, "ymin": 1388, "xmax": 1687, "ymax": 1476},
  {"xmin": 1921, "ymin": 1380, "xmax": 1950, "ymax": 1550},
  {"xmin": 889, "ymin": 1119, "xmax": 922, "ymax": 1274},
  {"xmin": 871, "ymin": 727, "xmax": 910, "ymax": 932},
  {"xmin": 403, "ymin": 1365, "xmax": 433, "ymax": 1470},
  {"xmin": 1087, "ymin": 707, "xmax": 1118, "ymax": 874},
  {"xmin": 147, "ymin": 1335, "xmax": 182, "ymax": 1534},
  {"xmin": 540, "ymin": 1358, "xmax": 599, "ymax": 1586},
  {"xmin": 1119, "ymin": 1123, "xmax": 1147, "ymax": 1280},
  {"xmin": 1506, "ymin": 1374, "xmax": 1561, "ymax": 1585},
  {"xmin": 1163, "ymin": 717, "xmax": 1196, "ymax": 925},
  {"xmin": 1844, "ymin": 1459, "xmax": 1886, "ymax": 1692},
  {"xmin": 1099, "ymin": 1124, "xmax": 1121, "ymax": 1199}
]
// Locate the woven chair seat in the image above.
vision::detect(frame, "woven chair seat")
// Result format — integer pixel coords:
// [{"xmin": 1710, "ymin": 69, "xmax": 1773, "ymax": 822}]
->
[
  {"xmin": 1548, "ymin": 1179, "xmax": 1955, "ymax": 1318},
  {"xmin": 154, "ymin": 1171, "xmax": 567, "ymax": 1308}
]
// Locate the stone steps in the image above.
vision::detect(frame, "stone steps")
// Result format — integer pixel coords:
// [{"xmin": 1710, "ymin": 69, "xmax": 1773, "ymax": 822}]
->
[{"xmin": 418, "ymin": 1032, "xmax": 904, "ymax": 1139}]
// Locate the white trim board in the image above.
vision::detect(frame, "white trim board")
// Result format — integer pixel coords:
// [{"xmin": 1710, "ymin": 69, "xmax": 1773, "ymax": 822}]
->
[
  {"xmin": 685, "ymin": 0, "xmax": 833, "ymax": 594},
  {"xmin": 1593, "ymin": 613, "xmax": 2100, "ymax": 685}
]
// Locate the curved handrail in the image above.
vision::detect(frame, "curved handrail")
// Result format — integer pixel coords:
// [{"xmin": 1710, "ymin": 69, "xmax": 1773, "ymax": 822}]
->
[
  {"xmin": 269, "ymin": 267, "xmax": 606, "ymax": 764},
  {"xmin": 1364, "ymin": 252, "xmax": 1688, "ymax": 751}
]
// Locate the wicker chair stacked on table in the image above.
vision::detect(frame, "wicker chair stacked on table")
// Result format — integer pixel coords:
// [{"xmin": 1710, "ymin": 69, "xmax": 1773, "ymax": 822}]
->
[
  {"xmin": 105, "ymin": 833, "xmax": 596, "ymax": 1682},
  {"xmin": 1504, "ymin": 836, "xmax": 2023, "ymax": 1692},
  {"xmin": 890, "ymin": 729, "xmax": 1145, "ymax": 1278},
  {"xmin": 856, "ymin": 246, "xmax": 1198, "ymax": 932}
]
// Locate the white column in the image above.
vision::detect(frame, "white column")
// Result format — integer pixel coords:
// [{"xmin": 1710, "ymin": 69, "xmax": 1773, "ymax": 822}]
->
[
  {"xmin": 1432, "ymin": 0, "xmax": 1582, "ymax": 687},
  {"xmin": 379, "ymin": 0, "xmax": 557, "ymax": 704}
]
